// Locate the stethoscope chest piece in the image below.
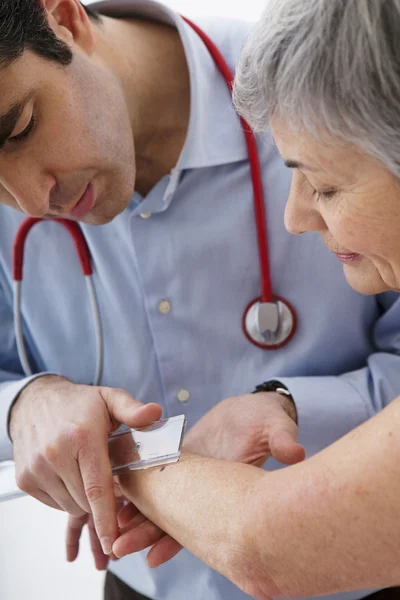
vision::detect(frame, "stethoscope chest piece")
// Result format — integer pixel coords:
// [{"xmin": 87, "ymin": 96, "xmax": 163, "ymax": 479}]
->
[{"xmin": 243, "ymin": 297, "xmax": 297, "ymax": 350}]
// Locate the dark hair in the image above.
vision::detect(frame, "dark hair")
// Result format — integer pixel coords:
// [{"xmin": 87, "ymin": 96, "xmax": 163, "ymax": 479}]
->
[
  {"xmin": 84, "ymin": 4, "xmax": 100, "ymax": 21},
  {"xmin": 0, "ymin": 1, "xmax": 100, "ymax": 68}
]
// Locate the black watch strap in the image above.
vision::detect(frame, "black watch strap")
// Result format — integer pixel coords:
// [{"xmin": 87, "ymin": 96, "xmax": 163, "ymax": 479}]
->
[{"xmin": 252, "ymin": 380, "xmax": 293, "ymax": 400}]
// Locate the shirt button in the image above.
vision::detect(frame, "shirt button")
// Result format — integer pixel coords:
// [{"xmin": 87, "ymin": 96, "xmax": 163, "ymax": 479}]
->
[
  {"xmin": 177, "ymin": 389, "xmax": 190, "ymax": 403},
  {"xmin": 158, "ymin": 299, "xmax": 172, "ymax": 314},
  {"xmin": 139, "ymin": 212, "xmax": 152, "ymax": 219}
]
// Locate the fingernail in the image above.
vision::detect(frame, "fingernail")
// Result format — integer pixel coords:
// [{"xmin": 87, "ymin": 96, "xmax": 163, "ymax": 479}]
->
[{"xmin": 101, "ymin": 537, "xmax": 112, "ymax": 555}]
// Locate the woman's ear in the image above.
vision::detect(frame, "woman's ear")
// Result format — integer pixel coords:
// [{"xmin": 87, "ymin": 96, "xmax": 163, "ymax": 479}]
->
[{"xmin": 42, "ymin": 0, "xmax": 95, "ymax": 54}]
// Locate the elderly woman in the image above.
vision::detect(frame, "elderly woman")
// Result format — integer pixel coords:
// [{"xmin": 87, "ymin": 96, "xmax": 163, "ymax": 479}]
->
[
  {"xmin": 106, "ymin": 2, "xmax": 400, "ymax": 599},
  {"xmin": 234, "ymin": 0, "xmax": 400, "ymax": 297}
]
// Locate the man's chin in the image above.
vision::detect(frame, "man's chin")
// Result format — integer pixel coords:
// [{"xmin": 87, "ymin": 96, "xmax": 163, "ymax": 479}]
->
[
  {"xmin": 79, "ymin": 211, "xmax": 119, "ymax": 226},
  {"xmin": 80, "ymin": 191, "xmax": 133, "ymax": 226}
]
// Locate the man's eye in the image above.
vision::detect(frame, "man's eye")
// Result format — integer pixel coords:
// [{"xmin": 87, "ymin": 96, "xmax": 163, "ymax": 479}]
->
[{"xmin": 9, "ymin": 115, "xmax": 36, "ymax": 143}]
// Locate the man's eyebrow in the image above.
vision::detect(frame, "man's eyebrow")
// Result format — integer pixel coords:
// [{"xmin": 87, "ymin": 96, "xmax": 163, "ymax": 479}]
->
[
  {"xmin": 284, "ymin": 159, "xmax": 319, "ymax": 173},
  {"xmin": 0, "ymin": 92, "xmax": 33, "ymax": 149}
]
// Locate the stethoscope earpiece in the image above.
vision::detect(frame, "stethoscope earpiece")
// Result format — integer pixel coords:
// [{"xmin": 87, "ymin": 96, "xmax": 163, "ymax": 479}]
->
[{"xmin": 242, "ymin": 297, "xmax": 297, "ymax": 350}]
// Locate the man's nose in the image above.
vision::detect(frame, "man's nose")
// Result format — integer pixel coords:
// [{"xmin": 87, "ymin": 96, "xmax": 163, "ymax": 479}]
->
[
  {"xmin": 0, "ymin": 162, "xmax": 56, "ymax": 217},
  {"xmin": 284, "ymin": 175, "xmax": 326, "ymax": 235}
]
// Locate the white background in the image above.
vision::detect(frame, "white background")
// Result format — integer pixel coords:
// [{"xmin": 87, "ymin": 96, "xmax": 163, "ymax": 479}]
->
[
  {"xmin": 139, "ymin": 0, "xmax": 266, "ymax": 20},
  {"xmin": 0, "ymin": 1, "xmax": 265, "ymax": 599}
]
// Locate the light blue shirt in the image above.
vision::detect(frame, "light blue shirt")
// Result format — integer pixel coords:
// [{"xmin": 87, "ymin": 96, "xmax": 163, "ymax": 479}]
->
[{"xmin": 0, "ymin": 2, "xmax": 399, "ymax": 599}]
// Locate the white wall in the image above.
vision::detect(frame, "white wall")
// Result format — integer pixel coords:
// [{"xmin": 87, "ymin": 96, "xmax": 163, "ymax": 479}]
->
[
  {"xmin": 136, "ymin": 0, "xmax": 266, "ymax": 20},
  {"xmin": 0, "ymin": 496, "xmax": 106, "ymax": 600},
  {"xmin": 0, "ymin": 1, "xmax": 265, "ymax": 599}
]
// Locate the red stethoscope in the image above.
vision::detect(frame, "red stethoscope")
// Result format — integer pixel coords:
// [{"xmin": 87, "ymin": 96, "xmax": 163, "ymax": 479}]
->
[{"xmin": 12, "ymin": 17, "xmax": 297, "ymax": 384}]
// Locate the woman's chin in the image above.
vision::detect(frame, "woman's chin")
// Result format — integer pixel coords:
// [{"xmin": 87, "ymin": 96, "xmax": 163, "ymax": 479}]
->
[{"xmin": 343, "ymin": 264, "xmax": 391, "ymax": 295}]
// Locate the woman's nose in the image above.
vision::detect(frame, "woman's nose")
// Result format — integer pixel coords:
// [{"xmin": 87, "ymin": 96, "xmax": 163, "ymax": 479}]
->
[{"xmin": 284, "ymin": 175, "xmax": 326, "ymax": 235}]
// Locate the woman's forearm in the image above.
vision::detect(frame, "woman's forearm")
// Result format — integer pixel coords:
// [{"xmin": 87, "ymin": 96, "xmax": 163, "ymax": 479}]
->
[
  {"xmin": 121, "ymin": 397, "xmax": 400, "ymax": 599},
  {"xmin": 257, "ymin": 395, "xmax": 400, "ymax": 597},
  {"xmin": 120, "ymin": 454, "xmax": 280, "ymax": 598}
]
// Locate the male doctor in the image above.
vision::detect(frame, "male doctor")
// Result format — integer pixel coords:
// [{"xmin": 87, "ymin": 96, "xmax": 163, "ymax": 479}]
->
[{"xmin": 1, "ymin": 1, "xmax": 400, "ymax": 600}]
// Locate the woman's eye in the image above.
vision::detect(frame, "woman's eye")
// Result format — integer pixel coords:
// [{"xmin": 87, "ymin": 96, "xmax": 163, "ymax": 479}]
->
[
  {"xmin": 8, "ymin": 114, "xmax": 36, "ymax": 144},
  {"xmin": 312, "ymin": 189, "xmax": 338, "ymax": 201}
]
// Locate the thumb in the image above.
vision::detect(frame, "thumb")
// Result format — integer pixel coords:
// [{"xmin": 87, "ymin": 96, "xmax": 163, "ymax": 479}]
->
[
  {"xmin": 101, "ymin": 387, "xmax": 162, "ymax": 430},
  {"xmin": 269, "ymin": 416, "xmax": 305, "ymax": 465}
]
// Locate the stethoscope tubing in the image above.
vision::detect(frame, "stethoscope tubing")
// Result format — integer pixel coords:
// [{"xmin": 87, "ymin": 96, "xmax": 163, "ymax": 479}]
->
[
  {"xmin": 12, "ymin": 218, "xmax": 103, "ymax": 385},
  {"xmin": 183, "ymin": 17, "xmax": 273, "ymax": 303}
]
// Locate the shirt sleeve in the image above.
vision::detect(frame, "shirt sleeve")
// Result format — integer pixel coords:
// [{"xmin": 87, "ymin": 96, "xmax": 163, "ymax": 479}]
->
[
  {"xmin": 0, "ymin": 264, "xmax": 58, "ymax": 460},
  {"xmin": 278, "ymin": 291, "xmax": 400, "ymax": 456}
]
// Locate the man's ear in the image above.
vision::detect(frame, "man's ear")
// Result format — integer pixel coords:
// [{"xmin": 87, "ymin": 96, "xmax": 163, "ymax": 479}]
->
[{"xmin": 41, "ymin": 0, "xmax": 95, "ymax": 54}]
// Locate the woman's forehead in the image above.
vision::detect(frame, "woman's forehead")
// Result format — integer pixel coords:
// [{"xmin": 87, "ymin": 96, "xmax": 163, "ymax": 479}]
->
[{"xmin": 271, "ymin": 117, "xmax": 374, "ymax": 182}]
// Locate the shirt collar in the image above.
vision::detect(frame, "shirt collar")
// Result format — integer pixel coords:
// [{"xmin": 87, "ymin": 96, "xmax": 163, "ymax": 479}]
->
[{"xmin": 91, "ymin": 0, "xmax": 249, "ymax": 172}]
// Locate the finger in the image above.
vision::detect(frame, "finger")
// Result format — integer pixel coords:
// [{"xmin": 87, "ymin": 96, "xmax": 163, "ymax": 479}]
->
[
  {"xmin": 17, "ymin": 465, "xmax": 84, "ymax": 515},
  {"xmin": 101, "ymin": 388, "xmax": 162, "ymax": 429},
  {"xmin": 118, "ymin": 510, "xmax": 149, "ymax": 541},
  {"xmin": 16, "ymin": 469, "xmax": 69, "ymax": 512},
  {"xmin": 88, "ymin": 514, "xmax": 110, "ymax": 571},
  {"xmin": 30, "ymin": 487, "xmax": 64, "ymax": 511},
  {"xmin": 146, "ymin": 536, "xmax": 183, "ymax": 568},
  {"xmin": 42, "ymin": 469, "xmax": 88, "ymax": 516},
  {"xmin": 269, "ymin": 427, "xmax": 305, "ymax": 465},
  {"xmin": 117, "ymin": 502, "xmax": 141, "ymax": 528},
  {"xmin": 113, "ymin": 520, "xmax": 166, "ymax": 558},
  {"xmin": 78, "ymin": 433, "xmax": 118, "ymax": 556},
  {"xmin": 113, "ymin": 478, "xmax": 124, "ymax": 500},
  {"xmin": 58, "ymin": 461, "xmax": 91, "ymax": 515},
  {"xmin": 66, "ymin": 514, "xmax": 88, "ymax": 562},
  {"xmin": 121, "ymin": 512, "xmax": 148, "ymax": 532}
]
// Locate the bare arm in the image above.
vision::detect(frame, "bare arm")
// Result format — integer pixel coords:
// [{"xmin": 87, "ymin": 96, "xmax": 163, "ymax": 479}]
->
[{"xmin": 116, "ymin": 396, "xmax": 400, "ymax": 599}]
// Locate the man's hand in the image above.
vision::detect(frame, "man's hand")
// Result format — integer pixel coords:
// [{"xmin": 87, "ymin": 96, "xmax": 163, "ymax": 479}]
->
[
  {"xmin": 66, "ymin": 513, "xmax": 110, "ymax": 571},
  {"xmin": 66, "ymin": 479, "xmax": 124, "ymax": 570},
  {"xmin": 184, "ymin": 391, "xmax": 305, "ymax": 466},
  {"xmin": 10, "ymin": 375, "xmax": 162, "ymax": 555},
  {"xmin": 112, "ymin": 392, "xmax": 305, "ymax": 566}
]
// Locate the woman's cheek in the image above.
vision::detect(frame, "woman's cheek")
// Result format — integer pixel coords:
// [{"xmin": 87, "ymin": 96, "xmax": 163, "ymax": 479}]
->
[{"xmin": 323, "ymin": 206, "xmax": 367, "ymax": 253}]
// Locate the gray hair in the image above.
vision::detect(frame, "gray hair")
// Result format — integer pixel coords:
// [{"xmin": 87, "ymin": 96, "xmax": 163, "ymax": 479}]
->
[{"xmin": 233, "ymin": 0, "xmax": 400, "ymax": 176}]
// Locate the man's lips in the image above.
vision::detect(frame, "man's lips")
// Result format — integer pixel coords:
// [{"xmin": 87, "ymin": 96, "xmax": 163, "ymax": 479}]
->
[{"xmin": 68, "ymin": 183, "xmax": 95, "ymax": 218}]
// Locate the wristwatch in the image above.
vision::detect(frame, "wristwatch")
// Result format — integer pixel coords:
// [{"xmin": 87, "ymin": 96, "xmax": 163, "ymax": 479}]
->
[
  {"xmin": 252, "ymin": 379, "xmax": 293, "ymax": 400},
  {"xmin": 252, "ymin": 380, "xmax": 297, "ymax": 422}
]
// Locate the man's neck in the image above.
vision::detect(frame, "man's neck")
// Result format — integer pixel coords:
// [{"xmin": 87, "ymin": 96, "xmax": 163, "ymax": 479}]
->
[{"xmin": 96, "ymin": 15, "xmax": 191, "ymax": 196}]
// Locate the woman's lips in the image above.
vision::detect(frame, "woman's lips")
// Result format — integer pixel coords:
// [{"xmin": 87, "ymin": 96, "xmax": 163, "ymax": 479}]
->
[
  {"xmin": 333, "ymin": 252, "xmax": 361, "ymax": 264},
  {"xmin": 69, "ymin": 183, "xmax": 95, "ymax": 218}
]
